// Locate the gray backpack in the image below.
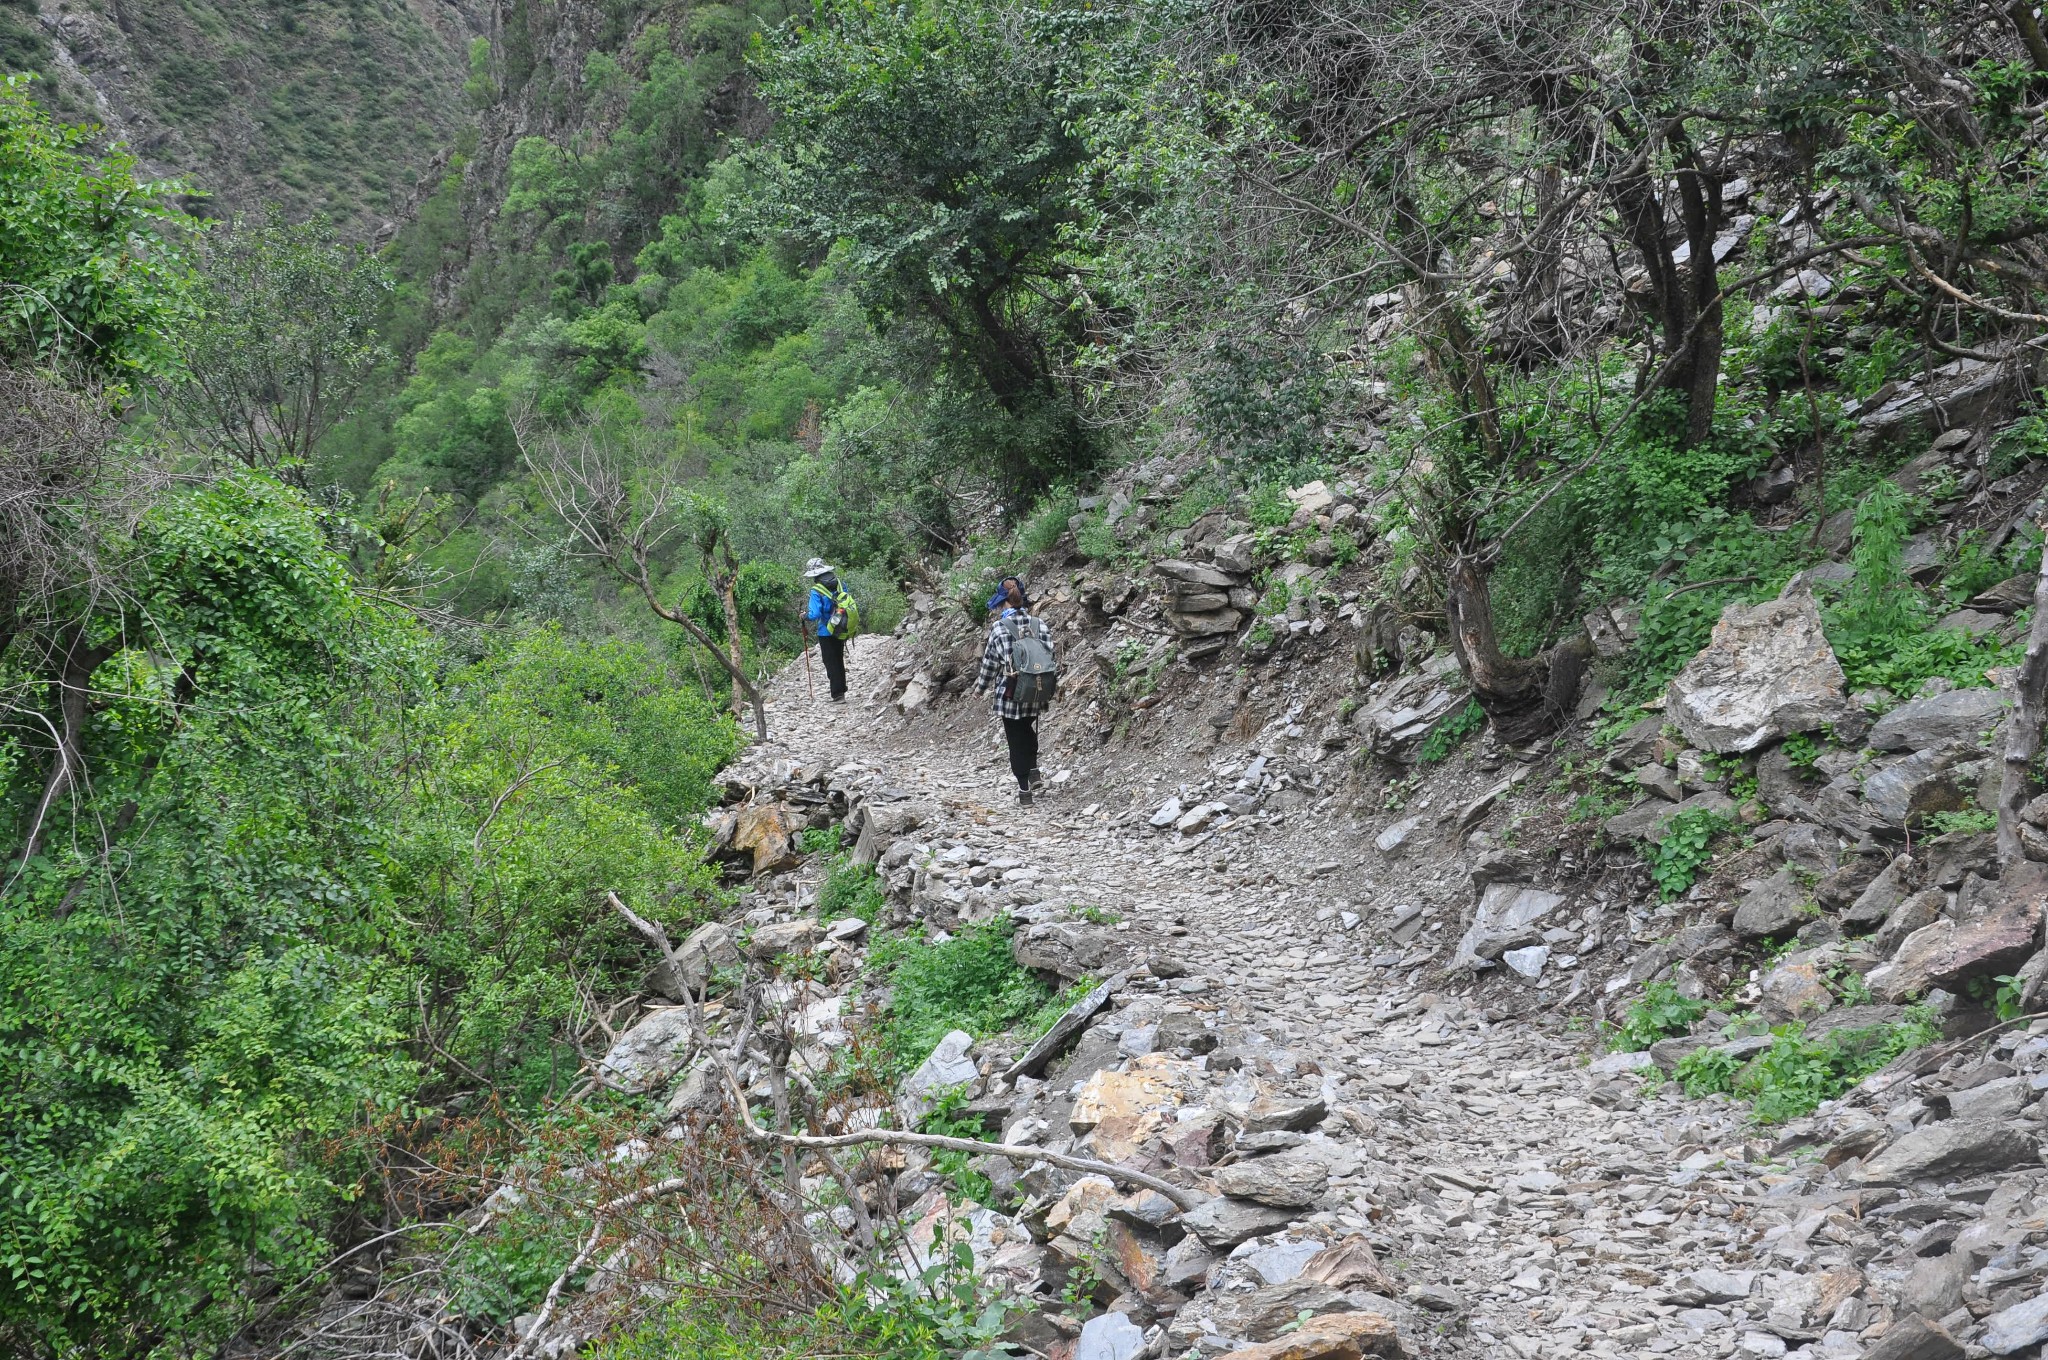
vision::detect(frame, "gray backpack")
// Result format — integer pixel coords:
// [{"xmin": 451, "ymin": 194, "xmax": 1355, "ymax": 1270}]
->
[{"xmin": 1004, "ymin": 616, "xmax": 1059, "ymax": 706}]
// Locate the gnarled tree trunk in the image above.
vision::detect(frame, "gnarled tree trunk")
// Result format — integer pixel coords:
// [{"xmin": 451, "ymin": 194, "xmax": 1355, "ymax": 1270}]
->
[{"xmin": 1444, "ymin": 554, "xmax": 1593, "ymax": 748}]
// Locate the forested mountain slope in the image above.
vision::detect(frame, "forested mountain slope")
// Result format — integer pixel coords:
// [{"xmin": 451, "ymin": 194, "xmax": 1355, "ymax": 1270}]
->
[
  {"xmin": 7, "ymin": 0, "xmax": 2048, "ymax": 1356},
  {"xmin": 2, "ymin": 0, "xmax": 483, "ymax": 227}
]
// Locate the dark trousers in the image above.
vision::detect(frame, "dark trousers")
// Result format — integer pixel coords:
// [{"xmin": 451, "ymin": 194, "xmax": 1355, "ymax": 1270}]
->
[
  {"xmin": 1001, "ymin": 716, "xmax": 1039, "ymax": 791},
  {"xmin": 817, "ymin": 635, "xmax": 847, "ymax": 699}
]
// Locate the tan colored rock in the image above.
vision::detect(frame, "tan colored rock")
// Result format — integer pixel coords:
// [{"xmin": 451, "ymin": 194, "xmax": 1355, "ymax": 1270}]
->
[
  {"xmin": 1213, "ymin": 1156, "xmax": 1329, "ymax": 1208},
  {"xmin": 1758, "ymin": 958, "xmax": 1835, "ymax": 1024},
  {"xmin": 731, "ymin": 802, "xmax": 802, "ymax": 876},
  {"xmin": 746, "ymin": 917, "xmax": 821, "ymax": 961},
  {"xmin": 1666, "ymin": 590, "xmax": 1848, "ymax": 753},
  {"xmin": 1045, "ymin": 1176, "xmax": 1117, "ymax": 1263},
  {"xmin": 1069, "ymin": 1058, "xmax": 1188, "ymax": 1133},
  {"xmin": 1211, "ymin": 1310, "xmax": 1405, "ymax": 1360},
  {"xmin": 1301, "ymin": 1238, "xmax": 1397, "ymax": 1295}
]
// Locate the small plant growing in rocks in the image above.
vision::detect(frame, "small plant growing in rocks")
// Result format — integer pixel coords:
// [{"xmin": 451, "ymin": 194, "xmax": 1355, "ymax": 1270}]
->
[
  {"xmin": 1646, "ymin": 807, "xmax": 1732, "ymax": 900},
  {"xmin": 1607, "ymin": 981, "xmax": 1708, "ymax": 1052}
]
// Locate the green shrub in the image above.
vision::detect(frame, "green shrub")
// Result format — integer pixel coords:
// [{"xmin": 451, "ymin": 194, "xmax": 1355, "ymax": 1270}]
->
[
  {"xmin": 1647, "ymin": 807, "xmax": 1732, "ymax": 900},
  {"xmin": 1780, "ymin": 732, "xmax": 1820, "ymax": 771},
  {"xmin": 820, "ymin": 857, "xmax": 887, "ymax": 926},
  {"xmin": 1989, "ymin": 415, "xmax": 2048, "ymax": 480},
  {"xmin": 1018, "ymin": 486, "xmax": 1079, "ymax": 556},
  {"xmin": 920, "ymin": 1086, "xmax": 998, "ymax": 1204},
  {"xmin": 1608, "ymin": 981, "xmax": 1708, "ymax": 1052},
  {"xmin": 870, "ymin": 918, "xmax": 1054, "ymax": 1073},
  {"xmin": 1075, "ymin": 512, "xmax": 1122, "ymax": 561},
  {"xmin": 1818, "ymin": 481, "xmax": 2020, "ymax": 693},
  {"xmin": 1247, "ymin": 483, "xmax": 1293, "ymax": 528},
  {"xmin": 1925, "ymin": 808, "xmax": 1997, "ymax": 836},
  {"xmin": 1673, "ymin": 1011, "xmax": 1937, "ymax": 1123}
]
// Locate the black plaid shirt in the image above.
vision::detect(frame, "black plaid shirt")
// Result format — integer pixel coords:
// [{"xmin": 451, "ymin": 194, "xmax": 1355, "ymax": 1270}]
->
[{"xmin": 974, "ymin": 611, "xmax": 1056, "ymax": 719}]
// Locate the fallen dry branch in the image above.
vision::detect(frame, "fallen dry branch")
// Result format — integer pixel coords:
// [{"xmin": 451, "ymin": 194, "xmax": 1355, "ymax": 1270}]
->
[
  {"xmin": 605, "ymin": 892, "xmax": 1202, "ymax": 1210},
  {"xmin": 502, "ymin": 1176, "xmax": 692, "ymax": 1360}
]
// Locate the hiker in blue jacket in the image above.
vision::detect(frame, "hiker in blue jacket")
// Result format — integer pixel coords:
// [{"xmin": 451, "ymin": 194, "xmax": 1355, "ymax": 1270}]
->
[
  {"xmin": 803, "ymin": 558, "xmax": 849, "ymax": 702},
  {"xmin": 974, "ymin": 576, "xmax": 1056, "ymax": 805}
]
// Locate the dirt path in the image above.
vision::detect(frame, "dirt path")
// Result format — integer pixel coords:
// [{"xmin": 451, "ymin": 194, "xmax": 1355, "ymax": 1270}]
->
[{"xmin": 753, "ymin": 634, "xmax": 1836, "ymax": 1360}]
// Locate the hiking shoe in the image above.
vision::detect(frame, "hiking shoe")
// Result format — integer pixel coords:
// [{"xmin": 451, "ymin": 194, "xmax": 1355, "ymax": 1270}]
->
[
  {"xmin": 1029, "ymin": 768, "xmax": 1046, "ymax": 791},
  {"xmin": 1018, "ymin": 788, "xmax": 1034, "ymax": 807}
]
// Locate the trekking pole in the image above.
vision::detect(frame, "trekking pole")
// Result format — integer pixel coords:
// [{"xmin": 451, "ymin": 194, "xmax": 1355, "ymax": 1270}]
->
[{"xmin": 801, "ymin": 623, "xmax": 816, "ymax": 701}]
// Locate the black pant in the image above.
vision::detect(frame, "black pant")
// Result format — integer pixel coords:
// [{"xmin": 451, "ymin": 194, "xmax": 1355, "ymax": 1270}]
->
[
  {"xmin": 1001, "ymin": 717, "xmax": 1039, "ymax": 791},
  {"xmin": 817, "ymin": 635, "xmax": 846, "ymax": 699}
]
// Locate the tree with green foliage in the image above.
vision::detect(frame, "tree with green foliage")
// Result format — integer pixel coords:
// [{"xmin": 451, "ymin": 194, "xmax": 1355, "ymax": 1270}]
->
[
  {"xmin": 0, "ymin": 75, "xmax": 196, "ymax": 377},
  {"xmin": 167, "ymin": 209, "xmax": 394, "ymax": 488},
  {"xmin": 754, "ymin": 0, "xmax": 1105, "ymax": 491}
]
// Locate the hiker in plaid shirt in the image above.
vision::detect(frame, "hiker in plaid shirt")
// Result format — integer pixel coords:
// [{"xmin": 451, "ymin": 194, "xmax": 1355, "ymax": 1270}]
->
[{"xmin": 975, "ymin": 576, "xmax": 1055, "ymax": 805}]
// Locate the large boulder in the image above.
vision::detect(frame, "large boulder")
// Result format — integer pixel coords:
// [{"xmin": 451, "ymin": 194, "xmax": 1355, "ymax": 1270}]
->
[
  {"xmin": 647, "ymin": 921, "xmax": 742, "ymax": 999},
  {"xmin": 1155, "ymin": 558, "xmax": 1240, "ymax": 588},
  {"xmin": 1013, "ymin": 921, "xmax": 1124, "ymax": 981},
  {"xmin": 1352, "ymin": 654, "xmax": 1469, "ymax": 764},
  {"xmin": 1868, "ymin": 688, "xmax": 2009, "ymax": 752},
  {"xmin": 1179, "ymin": 1195, "xmax": 1300, "ymax": 1249},
  {"xmin": 1205, "ymin": 1312, "xmax": 1405, "ymax": 1360},
  {"xmin": 731, "ymin": 802, "xmax": 803, "ymax": 876},
  {"xmin": 747, "ymin": 917, "xmax": 821, "ymax": 961},
  {"xmin": 1868, "ymin": 909, "xmax": 2040, "ymax": 1003},
  {"xmin": 1003, "ymin": 973, "xmax": 1122, "ymax": 1080},
  {"xmin": 1666, "ymin": 591, "xmax": 1848, "ymax": 753},
  {"xmin": 899, "ymin": 1030, "xmax": 980, "ymax": 1124},
  {"xmin": 1733, "ymin": 866, "xmax": 1811, "ymax": 940},
  {"xmin": 1212, "ymin": 1156, "xmax": 1330, "ymax": 1209},
  {"xmin": 1204, "ymin": 1280, "xmax": 1357, "ymax": 1343},
  {"xmin": 1860, "ymin": 750, "xmax": 1971, "ymax": 828},
  {"xmin": 597, "ymin": 1007, "xmax": 696, "ymax": 1092},
  {"xmin": 1843, "ymin": 857, "xmax": 1915, "ymax": 931},
  {"xmin": 1850, "ymin": 1119, "xmax": 2039, "ymax": 1186},
  {"xmin": 1452, "ymin": 883, "xmax": 1565, "ymax": 970}
]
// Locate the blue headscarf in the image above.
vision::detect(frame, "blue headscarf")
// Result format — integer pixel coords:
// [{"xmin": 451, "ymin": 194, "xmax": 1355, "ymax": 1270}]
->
[{"xmin": 986, "ymin": 576, "xmax": 1030, "ymax": 614}]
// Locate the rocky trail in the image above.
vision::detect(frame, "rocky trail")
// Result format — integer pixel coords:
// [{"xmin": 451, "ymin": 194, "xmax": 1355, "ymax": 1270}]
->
[{"xmin": 649, "ymin": 628, "xmax": 2048, "ymax": 1360}]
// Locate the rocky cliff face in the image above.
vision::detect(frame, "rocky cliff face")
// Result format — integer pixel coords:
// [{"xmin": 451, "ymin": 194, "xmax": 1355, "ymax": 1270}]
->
[{"xmin": 23, "ymin": 0, "xmax": 486, "ymax": 230}]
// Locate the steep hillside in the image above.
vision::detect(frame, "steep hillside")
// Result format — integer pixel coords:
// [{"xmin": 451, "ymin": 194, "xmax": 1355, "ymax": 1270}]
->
[{"xmin": 13, "ymin": 0, "xmax": 484, "ymax": 228}]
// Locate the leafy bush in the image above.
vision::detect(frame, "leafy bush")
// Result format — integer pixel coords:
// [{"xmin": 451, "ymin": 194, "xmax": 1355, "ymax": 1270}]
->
[
  {"xmin": 0, "ymin": 76, "xmax": 197, "ymax": 375},
  {"xmin": 1018, "ymin": 486, "xmax": 1079, "ymax": 555},
  {"xmin": 1780, "ymin": 732, "xmax": 1820, "ymax": 772},
  {"xmin": 1673, "ymin": 1011, "xmax": 1937, "ymax": 1122},
  {"xmin": 819, "ymin": 857, "xmax": 887, "ymax": 926},
  {"xmin": 1925, "ymin": 808, "xmax": 1997, "ymax": 836},
  {"xmin": 1075, "ymin": 512, "xmax": 1122, "ymax": 561},
  {"xmin": 870, "ymin": 918, "xmax": 1054, "ymax": 1074},
  {"xmin": 1608, "ymin": 981, "xmax": 1708, "ymax": 1052},
  {"xmin": 1646, "ymin": 807, "xmax": 1733, "ymax": 900}
]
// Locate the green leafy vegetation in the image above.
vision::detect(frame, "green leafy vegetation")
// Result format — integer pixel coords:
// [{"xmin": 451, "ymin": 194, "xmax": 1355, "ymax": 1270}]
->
[
  {"xmin": 1673, "ymin": 1011, "xmax": 1938, "ymax": 1123},
  {"xmin": 1925, "ymin": 808, "xmax": 1999, "ymax": 836},
  {"xmin": 869, "ymin": 917, "xmax": 1055, "ymax": 1074},
  {"xmin": 1647, "ymin": 808, "xmax": 1734, "ymax": 901},
  {"xmin": 1608, "ymin": 981, "xmax": 1708, "ymax": 1053},
  {"xmin": 1416, "ymin": 699, "xmax": 1486, "ymax": 764}
]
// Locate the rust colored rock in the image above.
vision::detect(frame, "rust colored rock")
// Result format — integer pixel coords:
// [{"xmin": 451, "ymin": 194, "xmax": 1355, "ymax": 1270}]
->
[
  {"xmin": 1211, "ymin": 1311, "xmax": 1406, "ymax": 1360},
  {"xmin": 1173, "ymin": 1117, "xmax": 1228, "ymax": 1169},
  {"xmin": 1102, "ymin": 1219, "xmax": 1167, "ymax": 1298}
]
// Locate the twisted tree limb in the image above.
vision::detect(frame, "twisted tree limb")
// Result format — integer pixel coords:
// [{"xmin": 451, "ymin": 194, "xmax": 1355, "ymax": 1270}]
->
[{"xmin": 605, "ymin": 893, "xmax": 1201, "ymax": 1210}]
